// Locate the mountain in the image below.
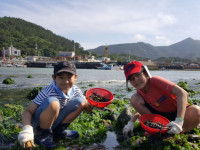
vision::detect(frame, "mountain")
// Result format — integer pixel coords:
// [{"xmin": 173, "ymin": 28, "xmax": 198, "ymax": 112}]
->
[
  {"xmin": 87, "ymin": 38, "xmax": 200, "ymax": 60},
  {"xmin": 0, "ymin": 16, "xmax": 85, "ymax": 57},
  {"xmin": 157, "ymin": 38, "xmax": 200, "ymax": 59}
]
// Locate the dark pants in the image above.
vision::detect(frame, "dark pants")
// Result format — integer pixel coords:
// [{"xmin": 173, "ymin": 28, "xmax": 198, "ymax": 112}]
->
[{"xmin": 144, "ymin": 100, "xmax": 177, "ymax": 121}]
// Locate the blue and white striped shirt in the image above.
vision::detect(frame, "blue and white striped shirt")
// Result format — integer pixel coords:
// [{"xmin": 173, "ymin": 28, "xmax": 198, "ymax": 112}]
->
[{"xmin": 33, "ymin": 81, "xmax": 85, "ymax": 109}]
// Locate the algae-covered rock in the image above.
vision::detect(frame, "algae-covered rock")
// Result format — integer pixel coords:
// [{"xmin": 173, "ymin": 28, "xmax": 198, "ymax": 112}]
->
[
  {"xmin": 117, "ymin": 106, "xmax": 133, "ymax": 124},
  {"xmin": 27, "ymin": 75, "xmax": 33, "ymax": 78},
  {"xmin": 2, "ymin": 78, "xmax": 15, "ymax": 84},
  {"xmin": 27, "ymin": 87, "xmax": 43, "ymax": 100}
]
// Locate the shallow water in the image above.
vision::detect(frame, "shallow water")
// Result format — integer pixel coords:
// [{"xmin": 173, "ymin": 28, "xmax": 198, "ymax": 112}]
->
[
  {"xmin": 1, "ymin": 67, "xmax": 200, "ymax": 99},
  {"xmin": 103, "ymin": 131, "xmax": 119, "ymax": 149},
  {"xmin": 1, "ymin": 67, "xmax": 200, "ymax": 86}
]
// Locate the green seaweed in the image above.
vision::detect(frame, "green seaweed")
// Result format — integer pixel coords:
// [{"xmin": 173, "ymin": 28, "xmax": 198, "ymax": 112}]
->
[
  {"xmin": 178, "ymin": 81, "xmax": 199, "ymax": 97},
  {"xmin": 88, "ymin": 83, "xmax": 95, "ymax": 87},
  {"xmin": 26, "ymin": 87, "xmax": 43, "ymax": 100},
  {"xmin": 2, "ymin": 78, "xmax": 15, "ymax": 84},
  {"xmin": 0, "ymin": 81, "xmax": 200, "ymax": 150},
  {"xmin": 27, "ymin": 75, "xmax": 33, "ymax": 78}
]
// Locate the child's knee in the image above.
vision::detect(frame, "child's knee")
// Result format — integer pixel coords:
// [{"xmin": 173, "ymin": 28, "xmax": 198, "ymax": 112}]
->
[
  {"xmin": 131, "ymin": 94, "xmax": 144, "ymax": 107},
  {"xmin": 185, "ymin": 105, "xmax": 200, "ymax": 121},
  {"xmin": 64, "ymin": 97, "xmax": 85, "ymax": 112},
  {"xmin": 192, "ymin": 106, "xmax": 200, "ymax": 121},
  {"xmin": 49, "ymin": 100, "xmax": 60, "ymax": 112},
  {"xmin": 74, "ymin": 97, "xmax": 85, "ymax": 106},
  {"xmin": 48, "ymin": 97, "xmax": 59, "ymax": 103},
  {"xmin": 44, "ymin": 97, "xmax": 60, "ymax": 112}
]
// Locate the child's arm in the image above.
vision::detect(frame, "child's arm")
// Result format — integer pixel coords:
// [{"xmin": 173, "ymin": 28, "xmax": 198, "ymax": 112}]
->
[
  {"xmin": 83, "ymin": 98, "xmax": 93, "ymax": 112},
  {"xmin": 22, "ymin": 102, "xmax": 38, "ymax": 125},
  {"xmin": 123, "ymin": 111, "xmax": 140, "ymax": 137},
  {"xmin": 167, "ymin": 84, "xmax": 187, "ymax": 134},
  {"xmin": 171, "ymin": 84, "xmax": 188, "ymax": 120},
  {"xmin": 18, "ymin": 102, "xmax": 38, "ymax": 148},
  {"xmin": 130, "ymin": 111, "xmax": 141, "ymax": 122}
]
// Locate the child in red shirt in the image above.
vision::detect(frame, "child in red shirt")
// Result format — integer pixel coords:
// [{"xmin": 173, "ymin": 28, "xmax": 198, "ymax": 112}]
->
[{"xmin": 123, "ymin": 61, "xmax": 200, "ymax": 136}]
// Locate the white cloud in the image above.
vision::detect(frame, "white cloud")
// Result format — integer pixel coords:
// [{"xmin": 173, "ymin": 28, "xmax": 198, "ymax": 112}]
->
[
  {"xmin": 1, "ymin": 0, "xmax": 200, "ymax": 49},
  {"xmin": 154, "ymin": 36, "xmax": 171, "ymax": 46},
  {"xmin": 157, "ymin": 13, "xmax": 177, "ymax": 25},
  {"xmin": 130, "ymin": 34, "xmax": 146, "ymax": 42},
  {"xmin": 155, "ymin": 36, "xmax": 166, "ymax": 40}
]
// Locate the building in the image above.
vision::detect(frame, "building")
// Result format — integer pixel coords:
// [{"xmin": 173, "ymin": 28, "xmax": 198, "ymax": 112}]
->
[
  {"xmin": 5, "ymin": 44, "xmax": 21, "ymax": 57},
  {"xmin": 101, "ymin": 57, "xmax": 111, "ymax": 62},
  {"xmin": 139, "ymin": 60, "xmax": 158, "ymax": 70},
  {"xmin": 58, "ymin": 51, "xmax": 75, "ymax": 58},
  {"xmin": 87, "ymin": 56, "xmax": 101, "ymax": 62},
  {"xmin": 26, "ymin": 56, "xmax": 38, "ymax": 62}
]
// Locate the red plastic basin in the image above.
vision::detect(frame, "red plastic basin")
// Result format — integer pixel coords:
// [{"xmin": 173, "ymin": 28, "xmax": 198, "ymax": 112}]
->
[
  {"xmin": 86, "ymin": 88, "xmax": 114, "ymax": 108},
  {"xmin": 139, "ymin": 114, "xmax": 170, "ymax": 135}
]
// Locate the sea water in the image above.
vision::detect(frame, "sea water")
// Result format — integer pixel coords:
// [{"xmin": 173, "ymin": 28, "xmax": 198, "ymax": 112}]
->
[
  {"xmin": 1, "ymin": 67, "xmax": 200, "ymax": 99},
  {"xmin": 1, "ymin": 67, "xmax": 200, "ymax": 85},
  {"xmin": 1, "ymin": 67, "xmax": 200, "ymax": 89}
]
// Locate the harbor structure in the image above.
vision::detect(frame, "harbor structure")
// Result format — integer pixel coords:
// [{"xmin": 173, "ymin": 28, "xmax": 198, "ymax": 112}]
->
[
  {"xmin": 4, "ymin": 44, "xmax": 21, "ymax": 57},
  {"xmin": 58, "ymin": 51, "xmax": 75, "ymax": 58}
]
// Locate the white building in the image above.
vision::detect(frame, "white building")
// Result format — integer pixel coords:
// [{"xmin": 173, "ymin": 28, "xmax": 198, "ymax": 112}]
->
[
  {"xmin": 58, "ymin": 51, "xmax": 75, "ymax": 58},
  {"xmin": 5, "ymin": 44, "xmax": 21, "ymax": 56},
  {"xmin": 87, "ymin": 56, "xmax": 101, "ymax": 62}
]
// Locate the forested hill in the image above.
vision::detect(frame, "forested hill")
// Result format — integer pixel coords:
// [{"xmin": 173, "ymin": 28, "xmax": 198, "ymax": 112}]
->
[{"xmin": 0, "ymin": 16, "xmax": 85, "ymax": 57}]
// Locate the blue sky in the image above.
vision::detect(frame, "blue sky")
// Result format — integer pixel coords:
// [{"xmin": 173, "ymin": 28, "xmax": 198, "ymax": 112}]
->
[{"xmin": 1, "ymin": 0, "xmax": 200, "ymax": 50}]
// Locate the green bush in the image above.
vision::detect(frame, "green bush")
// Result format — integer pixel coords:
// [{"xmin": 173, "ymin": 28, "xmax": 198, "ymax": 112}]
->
[{"xmin": 2, "ymin": 78, "xmax": 15, "ymax": 84}]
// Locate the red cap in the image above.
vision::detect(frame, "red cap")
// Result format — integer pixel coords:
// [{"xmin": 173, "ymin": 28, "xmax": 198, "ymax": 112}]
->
[{"xmin": 124, "ymin": 61, "xmax": 143, "ymax": 80}]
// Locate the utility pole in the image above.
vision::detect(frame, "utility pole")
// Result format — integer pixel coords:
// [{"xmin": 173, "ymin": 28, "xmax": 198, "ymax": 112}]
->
[
  {"xmin": 35, "ymin": 43, "xmax": 38, "ymax": 56},
  {"xmin": 73, "ymin": 43, "xmax": 75, "ymax": 61},
  {"xmin": 3, "ymin": 47, "xmax": 6, "ymax": 63},
  {"xmin": 104, "ymin": 44, "xmax": 108, "ymax": 63}
]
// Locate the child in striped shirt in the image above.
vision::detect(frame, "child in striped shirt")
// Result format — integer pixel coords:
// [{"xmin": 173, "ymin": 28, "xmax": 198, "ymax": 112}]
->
[{"xmin": 18, "ymin": 61, "xmax": 93, "ymax": 148}]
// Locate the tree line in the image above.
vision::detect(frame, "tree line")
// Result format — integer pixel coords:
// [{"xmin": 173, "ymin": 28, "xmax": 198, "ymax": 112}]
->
[{"xmin": 0, "ymin": 16, "xmax": 88, "ymax": 57}]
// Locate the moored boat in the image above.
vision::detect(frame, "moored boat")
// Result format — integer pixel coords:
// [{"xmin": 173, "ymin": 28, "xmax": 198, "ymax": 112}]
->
[{"xmin": 96, "ymin": 63, "xmax": 113, "ymax": 70}]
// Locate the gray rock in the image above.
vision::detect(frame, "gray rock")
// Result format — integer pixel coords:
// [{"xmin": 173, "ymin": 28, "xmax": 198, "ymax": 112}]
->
[{"xmin": 117, "ymin": 106, "xmax": 133, "ymax": 123}]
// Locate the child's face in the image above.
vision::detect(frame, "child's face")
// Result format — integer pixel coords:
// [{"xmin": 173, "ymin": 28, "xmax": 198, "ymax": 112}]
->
[
  {"xmin": 129, "ymin": 71, "xmax": 148, "ymax": 90},
  {"xmin": 52, "ymin": 72, "xmax": 78, "ymax": 93}
]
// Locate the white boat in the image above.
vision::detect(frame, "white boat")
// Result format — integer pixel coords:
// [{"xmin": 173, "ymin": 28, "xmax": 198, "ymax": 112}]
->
[
  {"xmin": 16, "ymin": 64, "xmax": 27, "ymax": 68},
  {"xmin": 111, "ymin": 65, "xmax": 124, "ymax": 70},
  {"xmin": 46, "ymin": 64, "xmax": 53, "ymax": 68},
  {"xmin": 0, "ymin": 63, "xmax": 13, "ymax": 67},
  {"xmin": 96, "ymin": 63, "xmax": 113, "ymax": 70}
]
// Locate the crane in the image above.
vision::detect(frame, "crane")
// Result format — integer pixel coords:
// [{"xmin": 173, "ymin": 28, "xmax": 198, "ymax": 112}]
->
[{"xmin": 104, "ymin": 45, "xmax": 108, "ymax": 62}]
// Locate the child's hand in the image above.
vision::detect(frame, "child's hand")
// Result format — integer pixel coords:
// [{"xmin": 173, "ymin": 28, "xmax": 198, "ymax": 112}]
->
[
  {"xmin": 166, "ymin": 117, "xmax": 184, "ymax": 134},
  {"xmin": 18, "ymin": 125, "xmax": 35, "ymax": 148},
  {"xmin": 85, "ymin": 99, "xmax": 94, "ymax": 112},
  {"xmin": 88, "ymin": 102, "xmax": 94, "ymax": 111},
  {"xmin": 123, "ymin": 121, "xmax": 135, "ymax": 137}
]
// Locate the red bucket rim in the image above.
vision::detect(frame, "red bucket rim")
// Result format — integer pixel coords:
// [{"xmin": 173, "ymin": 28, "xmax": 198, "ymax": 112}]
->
[
  {"xmin": 139, "ymin": 114, "xmax": 170, "ymax": 134},
  {"xmin": 86, "ymin": 88, "xmax": 114, "ymax": 107}
]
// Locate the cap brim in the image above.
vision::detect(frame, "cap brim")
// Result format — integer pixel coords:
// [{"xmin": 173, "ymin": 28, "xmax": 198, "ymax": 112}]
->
[
  {"xmin": 55, "ymin": 69, "xmax": 76, "ymax": 75},
  {"xmin": 126, "ymin": 66, "xmax": 141, "ymax": 80}
]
